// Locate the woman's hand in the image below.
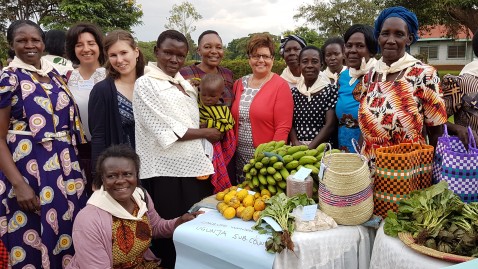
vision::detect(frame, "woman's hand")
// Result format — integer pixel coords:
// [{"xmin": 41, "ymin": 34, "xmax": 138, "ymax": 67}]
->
[
  {"xmin": 174, "ymin": 211, "xmax": 204, "ymax": 228},
  {"xmin": 202, "ymin": 128, "xmax": 222, "ymax": 143},
  {"xmin": 13, "ymin": 181, "xmax": 40, "ymax": 212},
  {"xmin": 448, "ymin": 123, "xmax": 478, "ymax": 149}
]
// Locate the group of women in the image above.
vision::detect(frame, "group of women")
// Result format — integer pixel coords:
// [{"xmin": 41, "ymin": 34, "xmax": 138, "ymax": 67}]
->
[{"xmin": 0, "ymin": 4, "xmax": 476, "ymax": 269}]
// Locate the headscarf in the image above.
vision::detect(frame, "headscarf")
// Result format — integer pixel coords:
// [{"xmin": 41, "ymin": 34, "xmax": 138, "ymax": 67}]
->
[
  {"xmin": 87, "ymin": 186, "xmax": 148, "ymax": 220},
  {"xmin": 349, "ymin": 57, "xmax": 377, "ymax": 86},
  {"xmin": 280, "ymin": 35, "xmax": 307, "ymax": 54},
  {"xmin": 9, "ymin": 56, "xmax": 54, "ymax": 77},
  {"xmin": 374, "ymin": 6, "xmax": 419, "ymax": 46},
  {"xmin": 296, "ymin": 73, "xmax": 331, "ymax": 102}
]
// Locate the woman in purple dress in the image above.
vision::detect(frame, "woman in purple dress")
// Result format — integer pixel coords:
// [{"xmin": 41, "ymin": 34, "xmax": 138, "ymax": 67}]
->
[{"xmin": 0, "ymin": 20, "xmax": 87, "ymax": 268}]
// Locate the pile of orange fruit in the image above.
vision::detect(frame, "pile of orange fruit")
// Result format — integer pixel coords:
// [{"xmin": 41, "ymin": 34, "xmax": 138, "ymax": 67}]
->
[{"xmin": 215, "ymin": 186, "xmax": 270, "ymax": 221}]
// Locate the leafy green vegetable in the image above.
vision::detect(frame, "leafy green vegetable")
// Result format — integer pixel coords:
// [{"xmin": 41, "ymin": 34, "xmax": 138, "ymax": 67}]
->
[
  {"xmin": 384, "ymin": 181, "xmax": 478, "ymax": 256},
  {"xmin": 252, "ymin": 193, "xmax": 315, "ymax": 253}
]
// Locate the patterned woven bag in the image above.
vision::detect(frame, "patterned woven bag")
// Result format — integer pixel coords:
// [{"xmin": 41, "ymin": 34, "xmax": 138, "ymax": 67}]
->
[
  {"xmin": 373, "ymin": 143, "xmax": 434, "ymax": 218},
  {"xmin": 433, "ymin": 125, "xmax": 478, "ymax": 203},
  {"xmin": 318, "ymin": 152, "xmax": 373, "ymax": 225}
]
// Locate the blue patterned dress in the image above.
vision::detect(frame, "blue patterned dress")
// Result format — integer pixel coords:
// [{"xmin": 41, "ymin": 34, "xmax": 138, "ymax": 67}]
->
[{"xmin": 0, "ymin": 67, "xmax": 87, "ymax": 268}]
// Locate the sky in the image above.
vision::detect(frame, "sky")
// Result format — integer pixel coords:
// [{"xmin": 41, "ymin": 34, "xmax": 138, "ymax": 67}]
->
[{"xmin": 131, "ymin": 0, "xmax": 316, "ymax": 45}]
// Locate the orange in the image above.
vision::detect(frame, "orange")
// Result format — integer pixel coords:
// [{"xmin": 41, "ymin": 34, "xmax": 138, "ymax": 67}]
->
[
  {"xmin": 253, "ymin": 210, "xmax": 261, "ymax": 221},
  {"xmin": 254, "ymin": 199, "xmax": 266, "ymax": 211},
  {"xmin": 215, "ymin": 191, "xmax": 226, "ymax": 201},
  {"xmin": 222, "ymin": 207, "xmax": 236, "ymax": 220}
]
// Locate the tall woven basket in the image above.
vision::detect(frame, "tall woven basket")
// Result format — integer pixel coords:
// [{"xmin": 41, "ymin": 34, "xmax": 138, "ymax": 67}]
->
[{"xmin": 318, "ymin": 153, "xmax": 373, "ymax": 225}]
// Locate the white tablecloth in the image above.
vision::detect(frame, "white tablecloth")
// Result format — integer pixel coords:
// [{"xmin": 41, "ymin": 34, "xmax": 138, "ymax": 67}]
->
[
  {"xmin": 370, "ymin": 223, "xmax": 455, "ymax": 269},
  {"xmin": 275, "ymin": 225, "xmax": 375, "ymax": 269},
  {"xmin": 174, "ymin": 209, "xmax": 375, "ymax": 269}
]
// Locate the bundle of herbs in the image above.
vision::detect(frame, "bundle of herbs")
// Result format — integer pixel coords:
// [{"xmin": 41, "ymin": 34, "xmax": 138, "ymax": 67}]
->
[
  {"xmin": 252, "ymin": 193, "xmax": 315, "ymax": 253},
  {"xmin": 384, "ymin": 181, "xmax": 478, "ymax": 257}
]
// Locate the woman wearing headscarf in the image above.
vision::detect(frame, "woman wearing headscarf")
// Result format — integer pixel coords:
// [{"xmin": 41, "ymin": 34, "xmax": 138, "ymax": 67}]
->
[
  {"xmin": 280, "ymin": 35, "xmax": 307, "ymax": 88},
  {"xmin": 358, "ymin": 6, "xmax": 447, "ymax": 162},
  {"xmin": 442, "ymin": 30, "xmax": 478, "ymax": 147},
  {"xmin": 336, "ymin": 24, "xmax": 377, "ymax": 152}
]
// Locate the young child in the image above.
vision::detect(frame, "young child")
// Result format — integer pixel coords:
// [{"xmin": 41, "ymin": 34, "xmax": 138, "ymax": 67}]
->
[{"xmin": 195, "ymin": 74, "xmax": 236, "ymax": 192}]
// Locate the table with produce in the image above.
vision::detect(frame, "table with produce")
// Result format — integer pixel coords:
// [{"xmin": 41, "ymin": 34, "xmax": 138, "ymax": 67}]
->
[{"xmin": 173, "ymin": 140, "xmax": 478, "ymax": 269}]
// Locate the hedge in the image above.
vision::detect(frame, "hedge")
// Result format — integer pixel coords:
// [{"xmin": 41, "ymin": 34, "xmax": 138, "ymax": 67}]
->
[{"xmin": 184, "ymin": 59, "xmax": 287, "ymax": 80}]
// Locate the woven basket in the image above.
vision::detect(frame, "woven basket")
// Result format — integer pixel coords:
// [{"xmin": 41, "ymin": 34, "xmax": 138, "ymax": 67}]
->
[
  {"xmin": 318, "ymin": 153, "xmax": 373, "ymax": 225},
  {"xmin": 398, "ymin": 232, "xmax": 475, "ymax": 263},
  {"xmin": 320, "ymin": 153, "xmax": 371, "ymax": 196}
]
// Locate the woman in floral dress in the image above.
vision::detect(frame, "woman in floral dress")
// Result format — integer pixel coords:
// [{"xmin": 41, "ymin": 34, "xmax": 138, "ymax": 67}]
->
[{"xmin": 0, "ymin": 20, "xmax": 87, "ymax": 268}]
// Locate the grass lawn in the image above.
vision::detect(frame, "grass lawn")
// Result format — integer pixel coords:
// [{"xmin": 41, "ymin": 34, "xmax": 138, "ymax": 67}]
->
[{"xmin": 438, "ymin": 70, "xmax": 460, "ymax": 78}]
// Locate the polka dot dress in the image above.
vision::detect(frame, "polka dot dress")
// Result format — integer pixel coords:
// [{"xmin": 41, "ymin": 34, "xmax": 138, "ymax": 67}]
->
[
  {"xmin": 236, "ymin": 75, "xmax": 260, "ymax": 182},
  {"xmin": 292, "ymin": 84, "xmax": 338, "ymax": 142}
]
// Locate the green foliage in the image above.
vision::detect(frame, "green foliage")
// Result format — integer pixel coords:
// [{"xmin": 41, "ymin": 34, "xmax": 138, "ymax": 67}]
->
[
  {"xmin": 0, "ymin": 0, "xmax": 61, "ymax": 32},
  {"xmin": 281, "ymin": 26, "xmax": 326, "ymax": 49},
  {"xmin": 219, "ymin": 59, "xmax": 286, "ymax": 80},
  {"xmin": 138, "ymin": 41, "xmax": 156, "ymax": 63},
  {"xmin": 294, "ymin": 0, "xmax": 382, "ymax": 37},
  {"xmin": 225, "ymin": 32, "xmax": 282, "ymax": 60},
  {"xmin": 164, "ymin": 1, "xmax": 202, "ymax": 61},
  {"xmin": 42, "ymin": 0, "xmax": 143, "ymax": 32},
  {"xmin": 383, "ymin": 0, "xmax": 478, "ymax": 35}
]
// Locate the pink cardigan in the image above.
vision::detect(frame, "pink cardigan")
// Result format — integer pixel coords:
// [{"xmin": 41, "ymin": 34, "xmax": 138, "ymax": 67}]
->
[
  {"xmin": 66, "ymin": 194, "xmax": 177, "ymax": 269},
  {"xmin": 231, "ymin": 73, "xmax": 293, "ymax": 148}
]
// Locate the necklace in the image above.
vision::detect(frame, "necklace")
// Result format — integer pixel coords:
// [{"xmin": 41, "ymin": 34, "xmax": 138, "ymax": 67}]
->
[{"xmin": 248, "ymin": 73, "xmax": 271, "ymax": 89}]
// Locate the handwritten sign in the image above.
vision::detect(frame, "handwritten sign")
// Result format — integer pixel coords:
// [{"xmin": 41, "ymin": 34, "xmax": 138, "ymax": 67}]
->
[{"xmin": 174, "ymin": 210, "xmax": 275, "ymax": 269}]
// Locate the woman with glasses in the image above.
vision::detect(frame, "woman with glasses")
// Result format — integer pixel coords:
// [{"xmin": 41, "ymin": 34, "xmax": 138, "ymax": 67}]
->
[{"xmin": 231, "ymin": 33, "xmax": 293, "ymax": 182}]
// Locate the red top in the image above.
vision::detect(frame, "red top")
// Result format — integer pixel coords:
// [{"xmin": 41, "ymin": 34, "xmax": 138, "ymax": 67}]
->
[{"xmin": 231, "ymin": 73, "xmax": 294, "ymax": 148}]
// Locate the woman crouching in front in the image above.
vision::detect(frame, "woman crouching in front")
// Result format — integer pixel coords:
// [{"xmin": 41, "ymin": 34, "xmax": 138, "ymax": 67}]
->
[{"xmin": 67, "ymin": 145, "xmax": 200, "ymax": 268}]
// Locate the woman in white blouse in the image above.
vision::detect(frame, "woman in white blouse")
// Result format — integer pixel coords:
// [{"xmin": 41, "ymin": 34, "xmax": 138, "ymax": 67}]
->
[
  {"xmin": 65, "ymin": 23, "xmax": 106, "ymax": 193},
  {"xmin": 133, "ymin": 29, "xmax": 222, "ymax": 268}
]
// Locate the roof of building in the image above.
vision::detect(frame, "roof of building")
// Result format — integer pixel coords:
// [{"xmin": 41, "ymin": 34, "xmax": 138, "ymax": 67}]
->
[{"xmin": 419, "ymin": 25, "xmax": 473, "ymax": 39}]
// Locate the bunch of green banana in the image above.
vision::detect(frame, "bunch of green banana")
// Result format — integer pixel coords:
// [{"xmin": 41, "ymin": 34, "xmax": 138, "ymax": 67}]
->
[{"xmin": 240, "ymin": 141, "xmax": 341, "ymax": 199}]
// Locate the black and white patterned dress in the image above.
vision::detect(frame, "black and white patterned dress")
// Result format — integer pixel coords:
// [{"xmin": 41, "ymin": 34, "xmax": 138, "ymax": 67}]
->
[
  {"xmin": 235, "ymin": 75, "xmax": 261, "ymax": 181},
  {"xmin": 117, "ymin": 91, "xmax": 135, "ymax": 149},
  {"xmin": 291, "ymin": 84, "xmax": 338, "ymax": 142}
]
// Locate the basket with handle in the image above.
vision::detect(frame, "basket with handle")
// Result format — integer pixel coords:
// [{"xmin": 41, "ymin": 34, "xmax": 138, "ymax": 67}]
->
[
  {"xmin": 433, "ymin": 125, "xmax": 478, "ymax": 203},
  {"xmin": 318, "ymin": 145, "xmax": 373, "ymax": 225}
]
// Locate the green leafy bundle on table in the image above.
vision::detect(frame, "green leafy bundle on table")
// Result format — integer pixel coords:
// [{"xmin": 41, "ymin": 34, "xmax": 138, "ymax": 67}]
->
[
  {"xmin": 384, "ymin": 181, "xmax": 478, "ymax": 257},
  {"xmin": 252, "ymin": 193, "xmax": 315, "ymax": 253}
]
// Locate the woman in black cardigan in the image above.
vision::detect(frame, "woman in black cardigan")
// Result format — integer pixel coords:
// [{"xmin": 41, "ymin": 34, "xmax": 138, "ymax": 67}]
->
[{"xmin": 88, "ymin": 30, "xmax": 145, "ymax": 182}]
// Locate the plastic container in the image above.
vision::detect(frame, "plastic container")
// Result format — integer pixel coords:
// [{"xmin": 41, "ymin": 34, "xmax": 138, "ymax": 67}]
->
[{"xmin": 286, "ymin": 175, "xmax": 313, "ymax": 198}]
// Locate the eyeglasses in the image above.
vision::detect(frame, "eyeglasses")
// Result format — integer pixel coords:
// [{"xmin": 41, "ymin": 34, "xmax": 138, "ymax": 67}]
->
[{"xmin": 249, "ymin": 54, "xmax": 274, "ymax": 61}]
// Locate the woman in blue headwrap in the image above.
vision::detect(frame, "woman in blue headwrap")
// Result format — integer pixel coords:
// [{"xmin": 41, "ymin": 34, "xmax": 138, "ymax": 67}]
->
[
  {"xmin": 280, "ymin": 35, "xmax": 307, "ymax": 88},
  {"xmin": 358, "ymin": 6, "xmax": 447, "ymax": 162}
]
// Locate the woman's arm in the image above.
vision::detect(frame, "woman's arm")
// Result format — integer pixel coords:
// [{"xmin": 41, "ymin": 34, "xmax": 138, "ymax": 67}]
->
[
  {"xmin": 0, "ymin": 107, "xmax": 40, "ymax": 212},
  {"xmin": 289, "ymin": 128, "xmax": 302, "ymax": 146},
  {"xmin": 69, "ymin": 209, "xmax": 112, "ymax": 269},
  {"xmin": 272, "ymin": 80, "xmax": 294, "ymax": 141},
  {"xmin": 308, "ymin": 110, "xmax": 337, "ymax": 149},
  {"xmin": 88, "ymin": 82, "xmax": 108, "ymax": 174},
  {"xmin": 177, "ymin": 128, "xmax": 222, "ymax": 144}
]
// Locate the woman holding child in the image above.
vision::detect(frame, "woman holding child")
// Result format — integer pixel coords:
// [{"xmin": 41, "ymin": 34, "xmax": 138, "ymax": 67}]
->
[{"xmin": 133, "ymin": 29, "xmax": 222, "ymax": 268}]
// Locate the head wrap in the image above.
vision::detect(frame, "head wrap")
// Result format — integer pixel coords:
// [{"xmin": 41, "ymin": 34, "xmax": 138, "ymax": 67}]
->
[
  {"xmin": 280, "ymin": 35, "xmax": 307, "ymax": 54},
  {"xmin": 374, "ymin": 6, "xmax": 419, "ymax": 45}
]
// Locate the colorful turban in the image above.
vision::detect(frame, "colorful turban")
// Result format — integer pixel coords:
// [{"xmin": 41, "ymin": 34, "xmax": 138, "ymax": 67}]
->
[
  {"xmin": 280, "ymin": 35, "xmax": 307, "ymax": 54},
  {"xmin": 374, "ymin": 6, "xmax": 419, "ymax": 45}
]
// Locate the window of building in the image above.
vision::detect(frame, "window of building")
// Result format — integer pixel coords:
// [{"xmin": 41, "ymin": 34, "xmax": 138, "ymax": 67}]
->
[
  {"xmin": 448, "ymin": 45, "xmax": 466, "ymax": 59},
  {"xmin": 419, "ymin": 46, "xmax": 438, "ymax": 59}
]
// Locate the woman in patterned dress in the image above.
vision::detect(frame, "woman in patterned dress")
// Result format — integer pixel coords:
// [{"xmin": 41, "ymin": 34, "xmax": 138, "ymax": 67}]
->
[
  {"xmin": 67, "ymin": 145, "xmax": 200, "ymax": 269},
  {"xmin": 0, "ymin": 20, "xmax": 88, "ymax": 268},
  {"xmin": 231, "ymin": 33, "xmax": 294, "ymax": 181},
  {"xmin": 358, "ymin": 6, "xmax": 447, "ymax": 162},
  {"xmin": 89, "ymin": 30, "xmax": 146, "ymax": 176},
  {"xmin": 290, "ymin": 46, "xmax": 338, "ymax": 148}
]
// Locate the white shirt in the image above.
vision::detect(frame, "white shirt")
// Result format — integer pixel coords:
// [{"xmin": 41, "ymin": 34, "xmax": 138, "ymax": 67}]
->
[
  {"xmin": 42, "ymin": 55, "xmax": 74, "ymax": 76},
  {"xmin": 133, "ymin": 69, "xmax": 214, "ymax": 179},
  {"xmin": 67, "ymin": 67, "xmax": 106, "ymax": 140}
]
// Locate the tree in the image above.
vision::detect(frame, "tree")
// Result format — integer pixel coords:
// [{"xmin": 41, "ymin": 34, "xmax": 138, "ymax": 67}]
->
[
  {"xmin": 225, "ymin": 32, "xmax": 281, "ymax": 60},
  {"xmin": 294, "ymin": 0, "xmax": 382, "ymax": 37},
  {"xmin": 42, "ymin": 0, "xmax": 143, "ymax": 32},
  {"xmin": 383, "ymin": 0, "xmax": 478, "ymax": 36},
  {"xmin": 138, "ymin": 41, "xmax": 156, "ymax": 63},
  {"xmin": 281, "ymin": 26, "xmax": 326, "ymax": 49},
  {"xmin": 164, "ymin": 1, "xmax": 203, "ymax": 60},
  {"xmin": 0, "ymin": 0, "xmax": 61, "ymax": 32}
]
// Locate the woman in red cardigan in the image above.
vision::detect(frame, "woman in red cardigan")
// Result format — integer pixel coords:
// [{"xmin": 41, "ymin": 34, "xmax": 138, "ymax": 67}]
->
[{"xmin": 231, "ymin": 33, "xmax": 294, "ymax": 182}]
